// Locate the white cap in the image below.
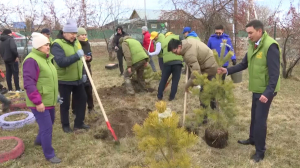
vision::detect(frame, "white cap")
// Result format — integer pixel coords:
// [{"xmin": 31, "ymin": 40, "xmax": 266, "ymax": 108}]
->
[
  {"xmin": 31, "ymin": 32, "xmax": 50, "ymax": 49},
  {"xmin": 142, "ymin": 26, "xmax": 148, "ymax": 31}
]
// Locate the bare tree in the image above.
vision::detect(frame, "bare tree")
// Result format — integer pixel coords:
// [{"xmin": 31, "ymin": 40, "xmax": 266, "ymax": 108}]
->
[{"xmin": 278, "ymin": 4, "xmax": 300, "ymax": 78}]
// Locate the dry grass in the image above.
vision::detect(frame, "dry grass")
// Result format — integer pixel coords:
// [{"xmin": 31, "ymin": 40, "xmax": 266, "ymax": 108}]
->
[{"xmin": 1, "ymin": 46, "xmax": 300, "ymax": 168}]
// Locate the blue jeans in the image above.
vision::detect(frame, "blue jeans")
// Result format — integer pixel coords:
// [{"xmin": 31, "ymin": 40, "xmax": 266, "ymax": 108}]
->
[
  {"xmin": 32, "ymin": 108, "xmax": 56, "ymax": 160},
  {"xmin": 157, "ymin": 64, "xmax": 182, "ymax": 100}
]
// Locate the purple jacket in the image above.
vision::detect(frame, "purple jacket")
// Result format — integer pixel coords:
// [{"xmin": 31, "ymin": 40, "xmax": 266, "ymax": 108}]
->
[{"xmin": 23, "ymin": 57, "xmax": 54, "ymax": 109}]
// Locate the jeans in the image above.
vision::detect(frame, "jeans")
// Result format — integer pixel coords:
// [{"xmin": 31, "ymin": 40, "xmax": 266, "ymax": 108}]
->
[
  {"xmin": 158, "ymin": 57, "xmax": 164, "ymax": 71},
  {"xmin": 157, "ymin": 64, "xmax": 182, "ymax": 100}
]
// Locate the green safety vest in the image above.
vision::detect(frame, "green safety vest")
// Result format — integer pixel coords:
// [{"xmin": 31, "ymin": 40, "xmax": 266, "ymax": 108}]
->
[
  {"xmin": 52, "ymin": 39, "xmax": 83, "ymax": 81},
  {"xmin": 247, "ymin": 32, "xmax": 280, "ymax": 93},
  {"xmin": 154, "ymin": 33, "xmax": 165, "ymax": 58},
  {"xmin": 161, "ymin": 34, "xmax": 183, "ymax": 63},
  {"xmin": 125, "ymin": 38, "xmax": 148, "ymax": 65},
  {"xmin": 22, "ymin": 49, "xmax": 58, "ymax": 107}
]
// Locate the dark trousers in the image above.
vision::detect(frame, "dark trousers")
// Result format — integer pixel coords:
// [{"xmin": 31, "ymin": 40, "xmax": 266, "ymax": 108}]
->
[
  {"xmin": 158, "ymin": 57, "xmax": 164, "ymax": 71},
  {"xmin": 157, "ymin": 64, "xmax": 182, "ymax": 100},
  {"xmin": 32, "ymin": 108, "xmax": 55, "ymax": 160},
  {"xmin": 72, "ymin": 84, "xmax": 94, "ymax": 112},
  {"xmin": 250, "ymin": 93, "xmax": 276, "ymax": 155},
  {"xmin": 59, "ymin": 84, "xmax": 87, "ymax": 128},
  {"xmin": 117, "ymin": 50, "xmax": 124, "ymax": 74},
  {"xmin": 5, "ymin": 62, "xmax": 20, "ymax": 91}
]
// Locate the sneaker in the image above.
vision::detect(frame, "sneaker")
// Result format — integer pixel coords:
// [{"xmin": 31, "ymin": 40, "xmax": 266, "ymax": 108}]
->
[
  {"xmin": 48, "ymin": 156, "xmax": 61, "ymax": 164},
  {"xmin": 16, "ymin": 89, "xmax": 24, "ymax": 93},
  {"xmin": 8, "ymin": 90, "xmax": 13, "ymax": 93}
]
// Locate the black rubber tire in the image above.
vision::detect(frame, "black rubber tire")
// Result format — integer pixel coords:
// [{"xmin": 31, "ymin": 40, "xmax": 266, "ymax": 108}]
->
[{"xmin": 105, "ymin": 63, "xmax": 119, "ymax": 70}]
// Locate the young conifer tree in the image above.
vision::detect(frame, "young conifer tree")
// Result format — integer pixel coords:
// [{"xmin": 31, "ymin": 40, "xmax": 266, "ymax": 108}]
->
[{"xmin": 132, "ymin": 101, "xmax": 198, "ymax": 168}]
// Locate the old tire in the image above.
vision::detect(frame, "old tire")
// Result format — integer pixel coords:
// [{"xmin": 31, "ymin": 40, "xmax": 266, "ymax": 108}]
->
[
  {"xmin": 204, "ymin": 127, "xmax": 228, "ymax": 149},
  {"xmin": 0, "ymin": 136, "xmax": 25, "ymax": 163},
  {"xmin": 105, "ymin": 63, "xmax": 118, "ymax": 70},
  {"xmin": 0, "ymin": 111, "xmax": 35, "ymax": 130}
]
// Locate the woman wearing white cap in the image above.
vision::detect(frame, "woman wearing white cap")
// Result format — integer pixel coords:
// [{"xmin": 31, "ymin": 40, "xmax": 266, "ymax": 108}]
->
[{"xmin": 22, "ymin": 32, "xmax": 61, "ymax": 163}]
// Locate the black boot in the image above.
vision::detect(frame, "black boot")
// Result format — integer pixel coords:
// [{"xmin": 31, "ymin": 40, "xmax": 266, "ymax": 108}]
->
[
  {"xmin": 62, "ymin": 126, "xmax": 73, "ymax": 133},
  {"xmin": 251, "ymin": 153, "xmax": 264, "ymax": 162},
  {"xmin": 237, "ymin": 139, "xmax": 255, "ymax": 145}
]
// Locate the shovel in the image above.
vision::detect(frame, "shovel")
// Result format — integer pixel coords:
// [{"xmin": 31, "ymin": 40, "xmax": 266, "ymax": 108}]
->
[
  {"xmin": 81, "ymin": 56, "xmax": 119, "ymax": 143},
  {"xmin": 182, "ymin": 68, "xmax": 189, "ymax": 127}
]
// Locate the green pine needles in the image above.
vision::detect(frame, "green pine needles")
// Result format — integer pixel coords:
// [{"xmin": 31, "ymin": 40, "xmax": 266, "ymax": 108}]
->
[
  {"xmin": 132, "ymin": 101, "xmax": 198, "ymax": 168},
  {"xmin": 190, "ymin": 39, "xmax": 237, "ymax": 130}
]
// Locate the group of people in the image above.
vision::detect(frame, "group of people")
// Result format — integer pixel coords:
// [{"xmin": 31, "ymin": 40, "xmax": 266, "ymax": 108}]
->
[
  {"xmin": 0, "ymin": 19, "xmax": 97, "ymax": 164},
  {"xmin": 112, "ymin": 20, "xmax": 280, "ymax": 163},
  {"xmin": 0, "ymin": 18, "xmax": 280, "ymax": 164}
]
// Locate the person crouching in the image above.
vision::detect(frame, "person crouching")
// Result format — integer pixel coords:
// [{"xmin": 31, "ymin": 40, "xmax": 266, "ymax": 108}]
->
[{"xmin": 119, "ymin": 36, "xmax": 149, "ymax": 95}]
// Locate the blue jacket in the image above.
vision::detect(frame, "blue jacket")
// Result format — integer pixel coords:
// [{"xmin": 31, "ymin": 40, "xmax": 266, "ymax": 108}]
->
[
  {"xmin": 187, "ymin": 31, "xmax": 198, "ymax": 38},
  {"xmin": 207, "ymin": 33, "xmax": 236, "ymax": 67}
]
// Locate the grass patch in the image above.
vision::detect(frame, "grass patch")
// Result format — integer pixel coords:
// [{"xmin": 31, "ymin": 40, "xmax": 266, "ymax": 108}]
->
[
  {"xmin": 4, "ymin": 113, "xmax": 28, "ymax": 121},
  {"xmin": 0, "ymin": 139, "xmax": 18, "ymax": 154},
  {"xmin": 0, "ymin": 46, "xmax": 299, "ymax": 167}
]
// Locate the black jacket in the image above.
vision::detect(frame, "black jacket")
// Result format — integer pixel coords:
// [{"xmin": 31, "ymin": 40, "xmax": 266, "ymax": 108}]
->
[
  {"xmin": 112, "ymin": 26, "xmax": 128, "ymax": 49},
  {"xmin": 0, "ymin": 35, "xmax": 18, "ymax": 63},
  {"xmin": 80, "ymin": 40, "xmax": 92, "ymax": 85}
]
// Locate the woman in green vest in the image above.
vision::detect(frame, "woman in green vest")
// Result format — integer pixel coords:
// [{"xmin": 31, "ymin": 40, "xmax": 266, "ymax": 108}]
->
[
  {"xmin": 23, "ymin": 32, "xmax": 61, "ymax": 164},
  {"xmin": 50, "ymin": 19, "xmax": 89, "ymax": 133}
]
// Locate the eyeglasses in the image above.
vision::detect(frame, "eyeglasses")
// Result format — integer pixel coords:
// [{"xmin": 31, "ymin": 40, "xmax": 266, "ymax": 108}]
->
[{"xmin": 215, "ymin": 32, "xmax": 222, "ymax": 35}]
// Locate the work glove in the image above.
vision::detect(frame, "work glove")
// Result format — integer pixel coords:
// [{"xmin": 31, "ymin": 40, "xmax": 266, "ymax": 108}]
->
[
  {"xmin": 77, "ymin": 49, "xmax": 84, "ymax": 59},
  {"xmin": 82, "ymin": 74, "xmax": 87, "ymax": 83},
  {"xmin": 232, "ymin": 59, "xmax": 237, "ymax": 65},
  {"xmin": 57, "ymin": 95, "xmax": 63, "ymax": 104}
]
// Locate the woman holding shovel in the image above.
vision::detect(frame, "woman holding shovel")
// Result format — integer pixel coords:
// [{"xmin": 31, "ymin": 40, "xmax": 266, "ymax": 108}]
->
[{"xmin": 22, "ymin": 32, "xmax": 61, "ymax": 163}]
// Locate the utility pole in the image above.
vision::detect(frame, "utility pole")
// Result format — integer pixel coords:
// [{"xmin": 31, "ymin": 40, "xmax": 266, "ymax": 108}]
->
[
  {"xmin": 82, "ymin": 0, "xmax": 87, "ymax": 28},
  {"xmin": 144, "ymin": 0, "xmax": 147, "ymax": 26},
  {"xmin": 234, "ymin": 0, "xmax": 237, "ymax": 52}
]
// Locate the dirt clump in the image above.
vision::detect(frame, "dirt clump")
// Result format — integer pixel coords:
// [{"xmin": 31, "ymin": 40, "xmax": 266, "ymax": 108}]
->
[{"xmin": 93, "ymin": 107, "xmax": 152, "ymax": 140}]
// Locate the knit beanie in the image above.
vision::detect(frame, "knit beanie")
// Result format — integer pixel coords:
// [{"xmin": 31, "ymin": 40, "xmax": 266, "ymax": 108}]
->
[
  {"xmin": 2, "ymin": 29, "xmax": 12, "ymax": 35},
  {"xmin": 77, "ymin": 27, "xmax": 87, "ymax": 36},
  {"xmin": 142, "ymin": 26, "xmax": 148, "ymax": 31},
  {"xmin": 31, "ymin": 32, "xmax": 50, "ymax": 49},
  {"xmin": 63, "ymin": 19, "xmax": 78, "ymax": 33}
]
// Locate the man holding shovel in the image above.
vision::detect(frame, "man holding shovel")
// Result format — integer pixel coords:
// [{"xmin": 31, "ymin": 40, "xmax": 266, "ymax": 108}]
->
[
  {"xmin": 148, "ymin": 31, "xmax": 165, "ymax": 71},
  {"xmin": 142, "ymin": 26, "xmax": 156, "ymax": 72},
  {"xmin": 119, "ymin": 36, "xmax": 149, "ymax": 95}
]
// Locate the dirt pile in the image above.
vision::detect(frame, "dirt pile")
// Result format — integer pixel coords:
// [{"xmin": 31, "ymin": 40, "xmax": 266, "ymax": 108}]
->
[{"xmin": 93, "ymin": 107, "xmax": 152, "ymax": 140}]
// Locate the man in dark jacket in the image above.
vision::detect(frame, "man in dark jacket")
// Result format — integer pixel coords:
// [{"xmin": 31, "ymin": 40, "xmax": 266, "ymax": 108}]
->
[
  {"xmin": 208, "ymin": 25, "xmax": 236, "ymax": 80},
  {"xmin": 217, "ymin": 20, "xmax": 280, "ymax": 162},
  {"xmin": 0, "ymin": 29, "xmax": 23, "ymax": 92},
  {"xmin": 113, "ymin": 26, "xmax": 128, "ymax": 76}
]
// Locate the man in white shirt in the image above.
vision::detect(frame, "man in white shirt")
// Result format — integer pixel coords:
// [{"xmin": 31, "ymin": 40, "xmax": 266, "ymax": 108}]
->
[{"xmin": 149, "ymin": 31, "xmax": 165, "ymax": 71}]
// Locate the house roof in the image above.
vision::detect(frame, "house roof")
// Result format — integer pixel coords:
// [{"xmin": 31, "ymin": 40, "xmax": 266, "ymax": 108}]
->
[{"xmin": 130, "ymin": 9, "xmax": 170, "ymax": 20}]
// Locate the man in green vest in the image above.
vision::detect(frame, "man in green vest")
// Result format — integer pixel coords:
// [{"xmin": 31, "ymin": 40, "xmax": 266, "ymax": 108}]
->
[
  {"xmin": 217, "ymin": 20, "xmax": 280, "ymax": 162},
  {"xmin": 157, "ymin": 32, "xmax": 183, "ymax": 101},
  {"xmin": 119, "ymin": 36, "xmax": 149, "ymax": 95},
  {"xmin": 149, "ymin": 31, "xmax": 165, "ymax": 71},
  {"xmin": 51, "ymin": 19, "xmax": 89, "ymax": 133}
]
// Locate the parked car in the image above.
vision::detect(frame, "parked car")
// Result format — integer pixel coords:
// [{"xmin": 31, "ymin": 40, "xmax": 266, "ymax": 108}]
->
[{"xmin": 15, "ymin": 37, "xmax": 33, "ymax": 59}]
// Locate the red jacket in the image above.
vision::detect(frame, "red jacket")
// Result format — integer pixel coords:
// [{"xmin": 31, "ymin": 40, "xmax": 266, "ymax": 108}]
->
[{"xmin": 143, "ymin": 31, "xmax": 154, "ymax": 52}]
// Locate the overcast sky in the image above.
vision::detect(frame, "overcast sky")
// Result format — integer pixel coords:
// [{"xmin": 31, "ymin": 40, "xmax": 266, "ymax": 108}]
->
[{"xmin": 1, "ymin": 0, "xmax": 293, "ymax": 23}]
